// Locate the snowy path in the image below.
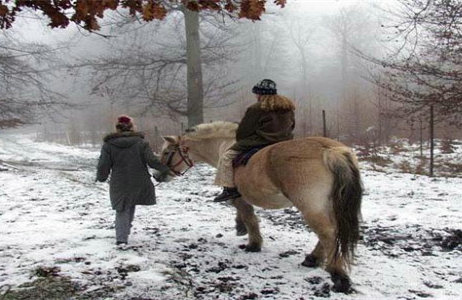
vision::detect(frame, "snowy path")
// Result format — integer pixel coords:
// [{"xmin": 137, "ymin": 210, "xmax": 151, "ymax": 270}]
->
[{"xmin": 0, "ymin": 131, "xmax": 461, "ymax": 299}]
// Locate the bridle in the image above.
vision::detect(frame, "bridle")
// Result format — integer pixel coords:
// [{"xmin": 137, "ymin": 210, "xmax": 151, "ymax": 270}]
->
[{"xmin": 163, "ymin": 144, "xmax": 194, "ymax": 176}]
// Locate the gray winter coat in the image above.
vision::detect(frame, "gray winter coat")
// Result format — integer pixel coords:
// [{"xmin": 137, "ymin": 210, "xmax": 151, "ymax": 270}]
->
[{"xmin": 96, "ymin": 132, "xmax": 170, "ymax": 211}]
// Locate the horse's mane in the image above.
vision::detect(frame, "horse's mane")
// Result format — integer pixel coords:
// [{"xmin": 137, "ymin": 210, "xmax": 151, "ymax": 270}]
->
[{"xmin": 185, "ymin": 121, "xmax": 237, "ymax": 140}]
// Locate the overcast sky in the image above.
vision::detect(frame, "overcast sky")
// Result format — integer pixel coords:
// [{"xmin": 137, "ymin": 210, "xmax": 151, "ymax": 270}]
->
[{"xmin": 8, "ymin": 0, "xmax": 383, "ymax": 44}]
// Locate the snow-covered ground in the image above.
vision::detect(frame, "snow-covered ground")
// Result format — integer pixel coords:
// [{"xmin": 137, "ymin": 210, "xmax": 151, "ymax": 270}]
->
[{"xmin": 0, "ymin": 130, "xmax": 461, "ymax": 299}]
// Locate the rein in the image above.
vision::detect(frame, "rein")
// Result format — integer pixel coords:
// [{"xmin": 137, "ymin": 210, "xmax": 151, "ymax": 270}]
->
[{"xmin": 164, "ymin": 145, "xmax": 194, "ymax": 176}]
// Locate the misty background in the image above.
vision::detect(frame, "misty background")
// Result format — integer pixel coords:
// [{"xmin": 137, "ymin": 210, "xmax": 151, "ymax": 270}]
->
[{"xmin": 1, "ymin": 0, "xmax": 460, "ymax": 152}]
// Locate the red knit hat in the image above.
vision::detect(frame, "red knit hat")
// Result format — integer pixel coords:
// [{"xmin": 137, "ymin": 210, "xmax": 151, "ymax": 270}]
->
[
  {"xmin": 116, "ymin": 115, "xmax": 134, "ymax": 132},
  {"xmin": 118, "ymin": 115, "xmax": 132, "ymax": 124}
]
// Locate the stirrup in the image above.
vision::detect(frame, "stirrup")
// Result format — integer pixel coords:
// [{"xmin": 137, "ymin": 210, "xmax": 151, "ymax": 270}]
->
[{"xmin": 213, "ymin": 188, "xmax": 241, "ymax": 202}]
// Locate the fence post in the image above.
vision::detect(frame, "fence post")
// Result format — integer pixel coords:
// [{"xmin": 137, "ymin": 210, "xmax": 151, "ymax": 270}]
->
[
  {"xmin": 419, "ymin": 118, "xmax": 423, "ymax": 157},
  {"xmin": 154, "ymin": 126, "xmax": 159, "ymax": 152},
  {"xmin": 429, "ymin": 105, "xmax": 434, "ymax": 177},
  {"xmin": 322, "ymin": 110, "xmax": 327, "ymax": 137}
]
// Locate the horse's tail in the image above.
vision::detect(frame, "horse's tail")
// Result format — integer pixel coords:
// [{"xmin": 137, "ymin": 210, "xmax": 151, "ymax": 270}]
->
[{"xmin": 323, "ymin": 146, "xmax": 363, "ymax": 268}]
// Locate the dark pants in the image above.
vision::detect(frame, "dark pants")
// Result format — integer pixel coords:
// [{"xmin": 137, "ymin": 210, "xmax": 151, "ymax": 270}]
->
[{"xmin": 115, "ymin": 205, "xmax": 136, "ymax": 243}]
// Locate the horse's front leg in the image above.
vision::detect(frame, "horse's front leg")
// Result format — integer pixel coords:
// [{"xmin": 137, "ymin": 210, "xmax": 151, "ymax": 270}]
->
[
  {"xmin": 232, "ymin": 198, "xmax": 262, "ymax": 252},
  {"xmin": 234, "ymin": 209, "xmax": 248, "ymax": 236}
]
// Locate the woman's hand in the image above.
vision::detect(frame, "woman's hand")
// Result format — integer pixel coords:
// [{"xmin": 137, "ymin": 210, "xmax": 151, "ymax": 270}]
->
[{"xmin": 153, "ymin": 170, "xmax": 175, "ymax": 183}]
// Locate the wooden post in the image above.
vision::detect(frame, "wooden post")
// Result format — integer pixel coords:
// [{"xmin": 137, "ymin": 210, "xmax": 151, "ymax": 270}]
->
[
  {"xmin": 308, "ymin": 97, "xmax": 312, "ymax": 136},
  {"xmin": 322, "ymin": 110, "xmax": 327, "ymax": 137},
  {"xmin": 429, "ymin": 105, "xmax": 434, "ymax": 177},
  {"xmin": 154, "ymin": 126, "xmax": 159, "ymax": 152},
  {"xmin": 181, "ymin": 122, "xmax": 185, "ymax": 134},
  {"xmin": 337, "ymin": 108, "xmax": 340, "ymax": 141},
  {"xmin": 419, "ymin": 118, "xmax": 423, "ymax": 157}
]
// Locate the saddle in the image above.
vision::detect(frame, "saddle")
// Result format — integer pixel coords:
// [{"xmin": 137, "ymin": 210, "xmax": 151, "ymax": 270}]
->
[{"xmin": 232, "ymin": 146, "xmax": 266, "ymax": 168}]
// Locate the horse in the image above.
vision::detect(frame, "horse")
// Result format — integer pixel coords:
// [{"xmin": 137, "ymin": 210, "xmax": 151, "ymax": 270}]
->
[{"xmin": 160, "ymin": 121, "xmax": 362, "ymax": 293}]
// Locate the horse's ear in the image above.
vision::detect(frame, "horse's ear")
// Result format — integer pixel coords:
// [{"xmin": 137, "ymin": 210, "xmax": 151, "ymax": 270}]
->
[{"xmin": 162, "ymin": 136, "xmax": 178, "ymax": 144}]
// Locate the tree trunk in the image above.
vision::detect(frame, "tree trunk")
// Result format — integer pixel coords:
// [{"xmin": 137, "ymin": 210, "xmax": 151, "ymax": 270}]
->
[{"xmin": 184, "ymin": 8, "xmax": 204, "ymax": 128}]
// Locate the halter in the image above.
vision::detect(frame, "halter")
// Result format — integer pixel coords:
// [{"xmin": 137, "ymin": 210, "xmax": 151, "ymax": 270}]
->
[{"xmin": 163, "ymin": 144, "xmax": 194, "ymax": 176}]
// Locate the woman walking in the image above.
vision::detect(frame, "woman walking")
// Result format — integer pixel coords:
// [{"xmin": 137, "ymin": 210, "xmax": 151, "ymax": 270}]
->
[{"xmin": 96, "ymin": 115, "xmax": 171, "ymax": 246}]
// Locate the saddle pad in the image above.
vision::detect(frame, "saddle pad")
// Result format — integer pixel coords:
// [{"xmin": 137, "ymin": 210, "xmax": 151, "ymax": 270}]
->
[{"xmin": 232, "ymin": 146, "xmax": 266, "ymax": 168}]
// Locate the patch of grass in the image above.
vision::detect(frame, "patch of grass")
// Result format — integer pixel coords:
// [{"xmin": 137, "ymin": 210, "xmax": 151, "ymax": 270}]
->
[
  {"xmin": 398, "ymin": 160, "xmax": 412, "ymax": 173},
  {"xmin": 1, "ymin": 265, "xmax": 121, "ymax": 300},
  {"xmin": 1, "ymin": 276, "xmax": 79, "ymax": 300},
  {"xmin": 361, "ymin": 155, "xmax": 392, "ymax": 167},
  {"xmin": 33, "ymin": 266, "xmax": 61, "ymax": 277},
  {"xmin": 440, "ymin": 139, "xmax": 456, "ymax": 154},
  {"xmin": 389, "ymin": 141, "xmax": 406, "ymax": 154},
  {"xmin": 414, "ymin": 157, "xmax": 428, "ymax": 175},
  {"xmin": 445, "ymin": 162, "xmax": 462, "ymax": 174},
  {"xmin": 433, "ymin": 161, "xmax": 462, "ymax": 178}
]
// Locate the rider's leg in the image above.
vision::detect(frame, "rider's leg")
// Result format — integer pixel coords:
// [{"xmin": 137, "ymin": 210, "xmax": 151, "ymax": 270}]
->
[{"xmin": 214, "ymin": 149, "xmax": 240, "ymax": 202}]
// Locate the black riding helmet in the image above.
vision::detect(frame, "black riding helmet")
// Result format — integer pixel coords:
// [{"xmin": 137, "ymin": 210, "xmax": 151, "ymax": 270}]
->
[{"xmin": 252, "ymin": 79, "xmax": 277, "ymax": 95}]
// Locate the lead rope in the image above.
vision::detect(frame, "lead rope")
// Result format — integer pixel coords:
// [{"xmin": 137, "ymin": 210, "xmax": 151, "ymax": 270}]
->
[{"xmin": 155, "ymin": 146, "xmax": 194, "ymax": 186}]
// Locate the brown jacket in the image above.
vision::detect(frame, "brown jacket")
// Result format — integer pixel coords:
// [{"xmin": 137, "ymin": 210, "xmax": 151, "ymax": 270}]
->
[{"xmin": 231, "ymin": 95, "xmax": 295, "ymax": 152}]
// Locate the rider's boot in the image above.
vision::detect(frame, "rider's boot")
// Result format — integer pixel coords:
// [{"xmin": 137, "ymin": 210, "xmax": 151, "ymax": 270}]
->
[{"xmin": 214, "ymin": 187, "xmax": 241, "ymax": 202}]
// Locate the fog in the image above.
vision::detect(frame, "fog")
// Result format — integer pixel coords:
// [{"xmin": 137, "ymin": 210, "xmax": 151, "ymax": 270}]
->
[{"xmin": 1, "ymin": 0, "xmax": 460, "ymax": 149}]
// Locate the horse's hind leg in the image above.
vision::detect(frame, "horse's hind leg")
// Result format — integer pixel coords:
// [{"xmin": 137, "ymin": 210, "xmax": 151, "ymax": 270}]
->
[
  {"xmin": 289, "ymin": 186, "xmax": 351, "ymax": 293},
  {"xmin": 301, "ymin": 210, "xmax": 351, "ymax": 293},
  {"xmin": 302, "ymin": 241, "xmax": 324, "ymax": 268},
  {"xmin": 232, "ymin": 198, "xmax": 262, "ymax": 252}
]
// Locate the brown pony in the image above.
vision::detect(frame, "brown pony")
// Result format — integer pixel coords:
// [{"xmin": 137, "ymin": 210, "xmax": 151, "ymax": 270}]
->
[{"xmin": 161, "ymin": 121, "xmax": 362, "ymax": 293}]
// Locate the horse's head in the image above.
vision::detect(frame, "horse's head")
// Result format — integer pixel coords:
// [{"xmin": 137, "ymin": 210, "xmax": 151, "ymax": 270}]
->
[
  {"xmin": 160, "ymin": 135, "xmax": 194, "ymax": 176},
  {"xmin": 161, "ymin": 122, "xmax": 237, "ymax": 171}
]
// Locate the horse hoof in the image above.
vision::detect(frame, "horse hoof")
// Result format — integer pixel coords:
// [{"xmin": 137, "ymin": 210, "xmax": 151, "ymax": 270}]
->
[
  {"xmin": 245, "ymin": 244, "xmax": 261, "ymax": 252},
  {"xmin": 331, "ymin": 272, "xmax": 352, "ymax": 294},
  {"xmin": 301, "ymin": 254, "xmax": 319, "ymax": 268}
]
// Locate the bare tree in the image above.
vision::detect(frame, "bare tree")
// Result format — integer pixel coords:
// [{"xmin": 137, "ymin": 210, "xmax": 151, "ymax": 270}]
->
[
  {"xmin": 84, "ymin": 11, "xmax": 238, "ymax": 126},
  {"xmin": 287, "ymin": 17, "xmax": 316, "ymax": 135},
  {"xmin": 366, "ymin": 0, "xmax": 462, "ymax": 126},
  {"xmin": 0, "ymin": 0, "xmax": 287, "ymax": 127},
  {"xmin": 324, "ymin": 4, "xmax": 381, "ymax": 142},
  {"xmin": 0, "ymin": 31, "xmax": 67, "ymax": 128},
  {"xmin": 184, "ymin": 8, "xmax": 204, "ymax": 126}
]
